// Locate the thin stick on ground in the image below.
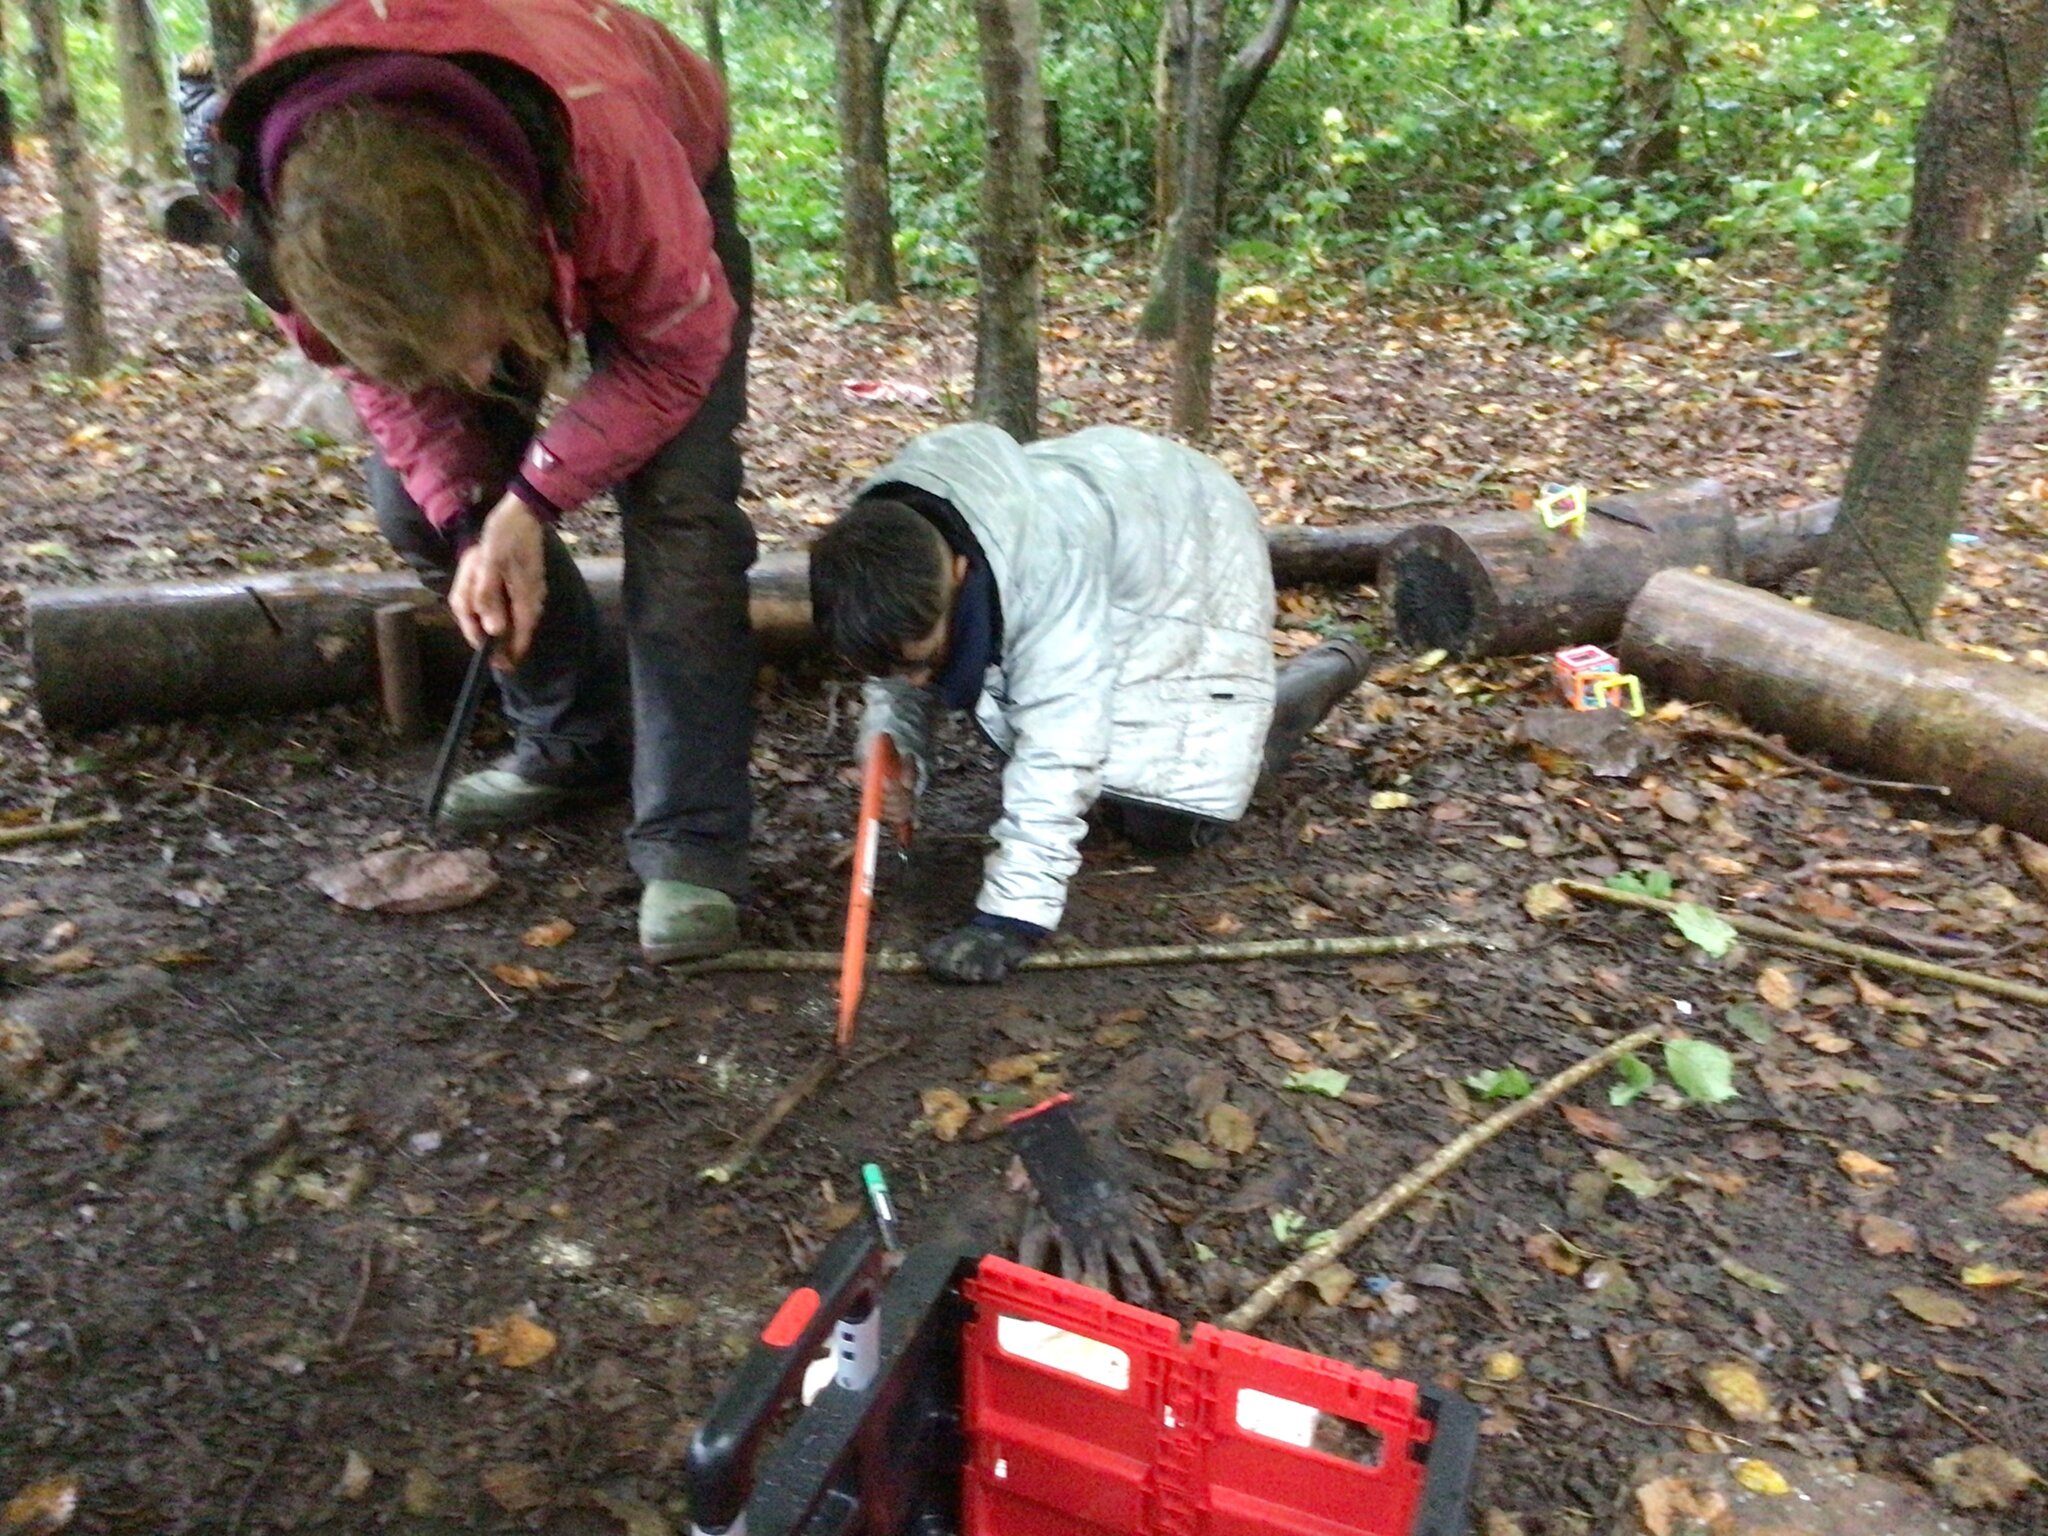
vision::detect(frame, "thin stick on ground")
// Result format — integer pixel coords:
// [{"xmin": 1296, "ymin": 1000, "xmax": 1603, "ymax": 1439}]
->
[
  {"xmin": 696, "ymin": 1038, "xmax": 909, "ymax": 1186},
  {"xmin": 1222, "ymin": 1023, "xmax": 1664, "ymax": 1333},
  {"xmin": 1680, "ymin": 717, "xmax": 1947, "ymax": 797},
  {"xmin": 682, "ymin": 929, "xmax": 1488, "ymax": 976},
  {"xmin": 0, "ymin": 810, "xmax": 120, "ymax": 848},
  {"xmin": 1547, "ymin": 1392, "xmax": 1750, "ymax": 1448},
  {"xmin": 1555, "ymin": 879, "xmax": 2048, "ymax": 1007}
]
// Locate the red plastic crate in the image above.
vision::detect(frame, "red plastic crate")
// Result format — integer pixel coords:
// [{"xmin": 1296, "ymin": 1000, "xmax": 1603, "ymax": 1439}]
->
[{"xmin": 961, "ymin": 1258, "xmax": 1459, "ymax": 1536}]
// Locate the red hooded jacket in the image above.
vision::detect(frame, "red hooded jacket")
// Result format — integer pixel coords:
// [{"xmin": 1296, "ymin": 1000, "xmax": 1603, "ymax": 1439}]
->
[{"xmin": 216, "ymin": 0, "xmax": 736, "ymax": 533}]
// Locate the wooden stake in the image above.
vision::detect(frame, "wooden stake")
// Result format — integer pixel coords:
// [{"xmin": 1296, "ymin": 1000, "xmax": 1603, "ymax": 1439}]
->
[
  {"xmin": 697, "ymin": 1055, "xmax": 840, "ymax": 1185},
  {"xmin": 682, "ymin": 928, "xmax": 1488, "ymax": 977},
  {"xmin": 1555, "ymin": 879, "xmax": 2048, "ymax": 1007},
  {"xmin": 1223, "ymin": 1023, "xmax": 1663, "ymax": 1332}
]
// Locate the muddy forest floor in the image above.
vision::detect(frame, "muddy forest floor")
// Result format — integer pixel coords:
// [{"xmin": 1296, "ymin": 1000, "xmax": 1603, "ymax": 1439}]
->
[{"xmin": 1, "ymin": 173, "xmax": 2046, "ymax": 1536}]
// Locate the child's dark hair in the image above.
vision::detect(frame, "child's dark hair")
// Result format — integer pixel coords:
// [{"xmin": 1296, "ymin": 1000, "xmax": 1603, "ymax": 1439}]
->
[{"xmin": 809, "ymin": 498, "xmax": 952, "ymax": 675}]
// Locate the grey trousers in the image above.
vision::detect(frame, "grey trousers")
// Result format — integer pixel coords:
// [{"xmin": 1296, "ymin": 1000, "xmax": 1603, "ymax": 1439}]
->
[{"xmin": 372, "ymin": 160, "xmax": 757, "ymax": 896}]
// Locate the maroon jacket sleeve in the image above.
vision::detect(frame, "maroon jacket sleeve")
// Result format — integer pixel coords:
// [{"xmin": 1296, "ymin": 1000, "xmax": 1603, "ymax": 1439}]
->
[{"xmin": 509, "ymin": 91, "xmax": 737, "ymax": 518}]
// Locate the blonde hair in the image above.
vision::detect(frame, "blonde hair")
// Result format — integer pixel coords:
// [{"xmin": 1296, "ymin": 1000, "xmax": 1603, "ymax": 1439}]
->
[{"xmin": 272, "ymin": 105, "xmax": 565, "ymax": 392}]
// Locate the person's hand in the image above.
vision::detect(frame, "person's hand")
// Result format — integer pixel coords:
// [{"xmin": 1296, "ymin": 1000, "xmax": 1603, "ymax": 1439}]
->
[
  {"xmin": 880, "ymin": 763, "xmax": 916, "ymax": 828},
  {"xmin": 450, "ymin": 494, "xmax": 546, "ymax": 668},
  {"xmin": 923, "ymin": 915, "xmax": 1043, "ymax": 984}
]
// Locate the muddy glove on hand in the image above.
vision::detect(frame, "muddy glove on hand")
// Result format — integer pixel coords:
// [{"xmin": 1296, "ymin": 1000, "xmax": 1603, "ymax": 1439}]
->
[
  {"xmin": 923, "ymin": 913, "xmax": 1045, "ymax": 984},
  {"xmin": 1008, "ymin": 1095, "xmax": 1172, "ymax": 1304}
]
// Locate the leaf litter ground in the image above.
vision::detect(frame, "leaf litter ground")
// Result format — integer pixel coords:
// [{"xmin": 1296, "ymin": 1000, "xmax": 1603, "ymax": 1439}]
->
[{"xmin": 0, "ymin": 180, "xmax": 2044, "ymax": 1534}]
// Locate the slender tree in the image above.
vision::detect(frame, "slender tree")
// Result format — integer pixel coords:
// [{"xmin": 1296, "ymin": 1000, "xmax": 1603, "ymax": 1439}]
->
[
  {"xmin": 973, "ymin": 0, "xmax": 1044, "ymax": 440},
  {"xmin": 207, "ymin": 0, "xmax": 255, "ymax": 87},
  {"xmin": 111, "ymin": 0, "xmax": 181, "ymax": 179},
  {"xmin": 835, "ymin": 0, "xmax": 915, "ymax": 305},
  {"xmin": 1, "ymin": 0, "xmax": 18, "ymax": 176},
  {"xmin": 24, "ymin": 0, "xmax": 110, "ymax": 374},
  {"xmin": 697, "ymin": 0, "xmax": 726, "ymax": 84},
  {"xmin": 1813, "ymin": 0, "xmax": 2048, "ymax": 635},
  {"xmin": 1167, "ymin": 0, "xmax": 1225, "ymax": 436},
  {"xmin": 1602, "ymin": 0, "xmax": 1687, "ymax": 179},
  {"xmin": 1140, "ymin": 0, "xmax": 1301, "ymax": 340}
]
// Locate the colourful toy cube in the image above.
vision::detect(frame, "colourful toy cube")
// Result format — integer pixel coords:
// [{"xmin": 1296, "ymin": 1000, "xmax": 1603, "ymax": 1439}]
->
[
  {"xmin": 1538, "ymin": 483, "xmax": 1588, "ymax": 536},
  {"xmin": 1553, "ymin": 644, "xmax": 1618, "ymax": 708}
]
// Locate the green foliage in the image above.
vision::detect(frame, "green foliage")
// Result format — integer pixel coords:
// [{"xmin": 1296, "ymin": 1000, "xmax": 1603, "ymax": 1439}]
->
[
  {"xmin": 1606, "ymin": 868, "xmax": 1674, "ymax": 899},
  {"xmin": 5, "ymin": 0, "xmax": 1962, "ymax": 329},
  {"xmin": 1664, "ymin": 1037, "xmax": 1739, "ymax": 1103},
  {"xmin": 1464, "ymin": 1066, "xmax": 1534, "ymax": 1100},
  {"xmin": 1608, "ymin": 1052, "xmax": 1655, "ymax": 1106},
  {"xmin": 1671, "ymin": 901, "xmax": 1739, "ymax": 957}
]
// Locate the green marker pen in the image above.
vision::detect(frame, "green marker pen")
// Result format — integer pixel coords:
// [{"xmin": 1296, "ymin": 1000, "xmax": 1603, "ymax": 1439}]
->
[{"xmin": 861, "ymin": 1162, "xmax": 900, "ymax": 1251}]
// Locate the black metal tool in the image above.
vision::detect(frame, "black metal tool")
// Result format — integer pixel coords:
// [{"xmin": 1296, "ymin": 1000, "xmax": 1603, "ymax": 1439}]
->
[{"xmin": 423, "ymin": 634, "xmax": 497, "ymax": 826}]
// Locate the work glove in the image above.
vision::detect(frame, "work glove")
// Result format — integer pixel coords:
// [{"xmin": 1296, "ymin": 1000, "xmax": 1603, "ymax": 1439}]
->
[
  {"xmin": 922, "ymin": 913, "xmax": 1045, "ymax": 984},
  {"xmin": 1009, "ymin": 1095, "xmax": 1173, "ymax": 1304}
]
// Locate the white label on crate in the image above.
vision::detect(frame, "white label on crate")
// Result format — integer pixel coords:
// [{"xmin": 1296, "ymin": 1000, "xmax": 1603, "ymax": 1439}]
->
[
  {"xmin": 1235, "ymin": 1388, "xmax": 1322, "ymax": 1449},
  {"xmin": 994, "ymin": 1316, "xmax": 1131, "ymax": 1392}
]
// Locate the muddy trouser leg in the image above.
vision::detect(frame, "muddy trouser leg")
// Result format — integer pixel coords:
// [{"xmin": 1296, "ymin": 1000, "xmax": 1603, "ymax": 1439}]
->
[
  {"xmin": 598, "ymin": 157, "xmax": 757, "ymax": 896},
  {"xmin": 368, "ymin": 393, "xmax": 629, "ymax": 787}
]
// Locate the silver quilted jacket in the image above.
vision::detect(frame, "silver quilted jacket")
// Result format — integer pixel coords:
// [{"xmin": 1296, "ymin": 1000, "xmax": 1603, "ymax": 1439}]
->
[{"xmin": 857, "ymin": 423, "xmax": 1276, "ymax": 930}]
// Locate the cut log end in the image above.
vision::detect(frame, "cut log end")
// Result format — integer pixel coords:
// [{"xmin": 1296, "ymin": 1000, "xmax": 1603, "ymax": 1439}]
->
[{"xmin": 1386, "ymin": 540, "xmax": 1486, "ymax": 655}]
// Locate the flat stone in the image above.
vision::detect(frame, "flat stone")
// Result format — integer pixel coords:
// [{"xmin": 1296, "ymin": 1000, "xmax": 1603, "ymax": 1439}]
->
[
  {"xmin": 1609, "ymin": 1451, "xmax": 1988, "ymax": 1536},
  {"xmin": 232, "ymin": 348, "xmax": 366, "ymax": 444}
]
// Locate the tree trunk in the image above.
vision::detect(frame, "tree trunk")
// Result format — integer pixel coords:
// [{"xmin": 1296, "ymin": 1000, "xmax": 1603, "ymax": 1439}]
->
[
  {"xmin": 111, "ymin": 0, "xmax": 180, "ymax": 180},
  {"xmin": 1622, "ymin": 568, "xmax": 2048, "ymax": 841},
  {"xmin": 1604, "ymin": 0, "xmax": 1686, "ymax": 179},
  {"xmin": 205, "ymin": 0, "xmax": 255, "ymax": 88},
  {"xmin": 28, "ymin": 556, "xmax": 818, "ymax": 731},
  {"xmin": 1139, "ymin": 0, "xmax": 1191, "ymax": 339},
  {"xmin": 835, "ymin": 0, "xmax": 901, "ymax": 306},
  {"xmin": 24, "ymin": 0, "xmax": 110, "ymax": 376},
  {"xmin": 696, "ymin": 0, "xmax": 726, "ymax": 84},
  {"xmin": 0, "ymin": 0, "xmax": 17, "ymax": 175},
  {"xmin": 1812, "ymin": 0, "xmax": 2048, "ymax": 636},
  {"xmin": 973, "ymin": 0, "xmax": 1044, "ymax": 442},
  {"xmin": 1143, "ymin": 0, "xmax": 1299, "ymax": 342},
  {"xmin": 1168, "ymin": 0, "xmax": 1226, "ymax": 438}
]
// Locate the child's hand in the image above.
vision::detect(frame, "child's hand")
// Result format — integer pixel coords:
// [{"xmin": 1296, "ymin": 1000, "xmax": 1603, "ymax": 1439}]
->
[{"xmin": 880, "ymin": 771, "xmax": 915, "ymax": 829}]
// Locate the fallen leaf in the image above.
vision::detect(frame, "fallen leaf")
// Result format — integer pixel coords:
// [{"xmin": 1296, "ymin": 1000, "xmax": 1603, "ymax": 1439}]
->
[
  {"xmin": 1731, "ymin": 1459, "xmax": 1791, "ymax": 1496},
  {"xmin": 985, "ymin": 1052, "xmax": 1055, "ymax": 1084},
  {"xmin": 1838, "ymin": 1149, "xmax": 1896, "ymax": 1185},
  {"xmin": 1596, "ymin": 1149, "xmax": 1668, "ymax": 1199},
  {"xmin": 920, "ymin": 1088, "xmax": 972, "ymax": 1142},
  {"xmin": 1609, "ymin": 1052, "xmax": 1655, "ymax": 1106},
  {"xmin": 1525, "ymin": 1230, "xmax": 1584, "ymax": 1276},
  {"xmin": 489, "ymin": 963, "xmax": 558, "ymax": 991},
  {"xmin": 1719, "ymin": 1256, "xmax": 1789, "ymax": 1295},
  {"xmin": 584, "ymin": 1488, "xmax": 678, "ymax": 1536},
  {"xmin": 1892, "ymin": 1285, "xmax": 1977, "ymax": 1329},
  {"xmin": 1369, "ymin": 791, "xmax": 1414, "ymax": 811},
  {"xmin": 1697, "ymin": 1359, "xmax": 1773, "ymax": 1422},
  {"xmin": 478, "ymin": 1463, "xmax": 550, "ymax": 1514},
  {"xmin": 1987, "ymin": 1126, "xmax": 2048, "ymax": 1175},
  {"xmin": 1523, "ymin": 882, "xmax": 1573, "ymax": 921},
  {"xmin": 1206, "ymin": 1102, "xmax": 1257, "ymax": 1155},
  {"xmin": 1960, "ymin": 1263, "xmax": 2024, "ymax": 1288},
  {"xmin": 1858, "ymin": 1213, "xmax": 1919, "ymax": 1254},
  {"xmin": 1307, "ymin": 1263, "xmax": 1355, "ymax": 1306},
  {"xmin": 1159, "ymin": 1138, "xmax": 1227, "ymax": 1170},
  {"xmin": 1926, "ymin": 1446, "xmax": 2039, "ymax": 1511},
  {"xmin": 1560, "ymin": 1104, "xmax": 1627, "ymax": 1144},
  {"xmin": 1654, "ymin": 786, "xmax": 1700, "ymax": 823},
  {"xmin": 1755, "ymin": 967, "xmax": 1800, "ymax": 1010},
  {"xmin": 1998, "ymin": 1187, "xmax": 2048, "ymax": 1226},
  {"xmin": 1635, "ymin": 1474, "xmax": 1729, "ymax": 1536},
  {"xmin": 471, "ymin": 1311, "xmax": 558, "ymax": 1368},
  {"xmin": 1283, "ymin": 1067, "xmax": 1351, "ymax": 1098},
  {"xmin": 1483, "ymin": 1351, "xmax": 1523, "ymax": 1383},
  {"xmin": 335, "ymin": 1450, "xmax": 374, "ymax": 1501},
  {"xmin": 1, "ymin": 1478, "xmax": 79, "ymax": 1533},
  {"xmin": 1261, "ymin": 1029, "xmax": 1313, "ymax": 1066},
  {"xmin": 1465, "ymin": 1067, "xmax": 1534, "ymax": 1100},
  {"xmin": 308, "ymin": 848, "xmax": 499, "ymax": 914},
  {"xmin": 34, "ymin": 946, "xmax": 95, "ymax": 976},
  {"xmin": 1670, "ymin": 902, "xmax": 1738, "ymax": 958},
  {"xmin": 520, "ymin": 918, "xmax": 575, "ymax": 948},
  {"xmin": 1664, "ymin": 1038, "xmax": 1738, "ymax": 1103},
  {"xmin": 401, "ymin": 1467, "xmax": 444, "ymax": 1515}
]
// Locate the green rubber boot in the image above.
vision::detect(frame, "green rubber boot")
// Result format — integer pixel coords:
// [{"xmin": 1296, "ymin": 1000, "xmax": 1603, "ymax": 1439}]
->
[
  {"xmin": 435, "ymin": 767, "xmax": 618, "ymax": 833},
  {"xmin": 639, "ymin": 880, "xmax": 741, "ymax": 965}
]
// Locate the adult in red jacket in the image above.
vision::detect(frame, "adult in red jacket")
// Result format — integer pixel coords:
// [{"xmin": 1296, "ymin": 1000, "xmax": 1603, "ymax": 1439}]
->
[{"xmin": 208, "ymin": 0, "xmax": 755, "ymax": 963}]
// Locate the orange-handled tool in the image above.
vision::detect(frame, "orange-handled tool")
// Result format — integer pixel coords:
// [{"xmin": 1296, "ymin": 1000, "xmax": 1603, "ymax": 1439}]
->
[{"xmin": 836, "ymin": 733, "xmax": 913, "ymax": 1052}]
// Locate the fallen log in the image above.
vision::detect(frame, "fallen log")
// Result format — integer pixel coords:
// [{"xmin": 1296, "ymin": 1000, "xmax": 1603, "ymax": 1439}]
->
[
  {"xmin": 27, "ymin": 554, "xmax": 813, "ymax": 731},
  {"xmin": 1263, "ymin": 522, "xmax": 1403, "ymax": 587},
  {"xmin": 1378, "ymin": 485, "xmax": 1840, "ymax": 660},
  {"xmin": 1620, "ymin": 568, "xmax": 2048, "ymax": 841}
]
